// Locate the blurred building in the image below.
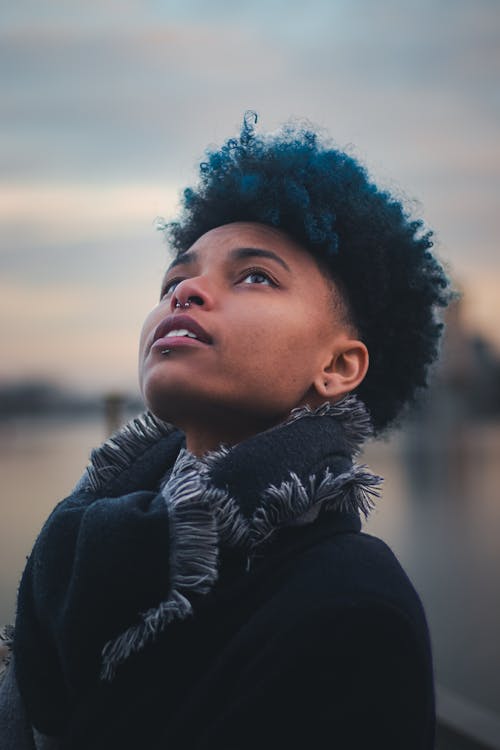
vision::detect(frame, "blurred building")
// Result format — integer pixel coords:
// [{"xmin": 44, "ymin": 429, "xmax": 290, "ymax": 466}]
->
[{"xmin": 416, "ymin": 297, "xmax": 500, "ymax": 426}]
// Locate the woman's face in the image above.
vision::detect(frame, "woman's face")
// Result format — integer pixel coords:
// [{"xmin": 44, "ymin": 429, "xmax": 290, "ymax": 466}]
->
[{"xmin": 139, "ymin": 222, "xmax": 356, "ymax": 443}]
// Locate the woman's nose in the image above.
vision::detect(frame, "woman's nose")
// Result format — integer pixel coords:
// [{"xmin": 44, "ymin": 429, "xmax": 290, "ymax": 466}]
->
[{"xmin": 170, "ymin": 276, "xmax": 215, "ymax": 312}]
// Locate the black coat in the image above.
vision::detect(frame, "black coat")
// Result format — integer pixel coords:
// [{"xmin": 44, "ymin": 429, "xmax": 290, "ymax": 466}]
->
[{"xmin": 6, "ymin": 397, "xmax": 435, "ymax": 749}]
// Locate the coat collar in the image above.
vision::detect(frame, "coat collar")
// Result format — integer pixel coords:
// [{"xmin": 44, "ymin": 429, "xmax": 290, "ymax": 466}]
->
[{"xmin": 77, "ymin": 394, "xmax": 382, "ymax": 558}]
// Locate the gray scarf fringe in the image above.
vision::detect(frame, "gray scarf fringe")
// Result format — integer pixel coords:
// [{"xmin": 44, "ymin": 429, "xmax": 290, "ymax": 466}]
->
[
  {"xmin": 98, "ymin": 396, "xmax": 382, "ymax": 681},
  {"xmin": 0, "ymin": 624, "xmax": 14, "ymax": 684},
  {"xmin": 100, "ymin": 451, "xmax": 222, "ymax": 681},
  {"xmin": 85, "ymin": 411, "xmax": 176, "ymax": 492},
  {"xmin": 83, "ymin": 395, "xmax": 372, "ymax": 495}
]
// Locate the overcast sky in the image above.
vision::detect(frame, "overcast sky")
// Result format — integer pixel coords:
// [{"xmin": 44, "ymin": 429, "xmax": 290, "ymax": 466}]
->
[{"xmin": 1, "ymin": 0, "xmax": 499, "ymax": 393}]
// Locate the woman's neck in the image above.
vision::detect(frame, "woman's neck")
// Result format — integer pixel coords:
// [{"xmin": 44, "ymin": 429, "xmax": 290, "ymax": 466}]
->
[{"xmin": 183, "ymin": 415, "xmax": 283, "ymax": 456}]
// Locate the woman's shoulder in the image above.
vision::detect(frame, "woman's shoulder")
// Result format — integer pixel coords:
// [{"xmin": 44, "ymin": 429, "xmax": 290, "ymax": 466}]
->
[{"xmin": 262, "ymin": 519, "xmax": 430, "ymax": 639}]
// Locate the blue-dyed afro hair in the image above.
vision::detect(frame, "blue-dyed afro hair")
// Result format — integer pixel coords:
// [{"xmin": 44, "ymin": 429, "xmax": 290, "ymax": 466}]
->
[{"xmin": 165, "ymin": 112, "xmax": 451, "ymax": 433}]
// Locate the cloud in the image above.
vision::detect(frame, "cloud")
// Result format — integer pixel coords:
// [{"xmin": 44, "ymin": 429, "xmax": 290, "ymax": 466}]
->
[
  {"xmin": 0, "ymin": 182, "xmax": 179, "ymax": 243},
  {"xmin": 0, "ymin": 182, "xmax": 181, "ymax": 295},
  {"xmin": 0, "ymin": 19, "xmax": 288, "ymax": 181}
]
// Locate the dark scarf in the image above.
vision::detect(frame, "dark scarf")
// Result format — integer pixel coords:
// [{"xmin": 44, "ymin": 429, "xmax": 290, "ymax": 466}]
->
[{"xmin": 13, "ymin": 395, "xmax": 382, "ymax": 737}]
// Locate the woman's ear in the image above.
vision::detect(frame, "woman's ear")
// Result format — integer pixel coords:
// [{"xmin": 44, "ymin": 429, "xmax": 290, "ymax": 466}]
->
[{"xmin": 313, "ymin": 335, "xmax": 369, "ymax": 400}]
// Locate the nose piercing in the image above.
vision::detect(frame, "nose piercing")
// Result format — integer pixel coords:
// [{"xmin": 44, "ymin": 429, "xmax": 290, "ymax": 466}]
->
[
  {"xmin": 161, "ymin": 349, "xmax": 171, "ymax": 355},
  {"xmin": 175, "ymin": 300, "xmax": 191, "ymax": 309}
]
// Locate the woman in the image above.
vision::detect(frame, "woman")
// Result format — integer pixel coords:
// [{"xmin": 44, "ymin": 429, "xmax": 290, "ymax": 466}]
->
[{"xmin": 1, "ymin": 113, "xmax": 450, "ymax": 749}]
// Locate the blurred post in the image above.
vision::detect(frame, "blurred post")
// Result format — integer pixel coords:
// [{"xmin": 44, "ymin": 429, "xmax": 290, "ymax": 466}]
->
[{"xmin": 104, "ymin": 392, "xmax": 125, "ymax": 436}]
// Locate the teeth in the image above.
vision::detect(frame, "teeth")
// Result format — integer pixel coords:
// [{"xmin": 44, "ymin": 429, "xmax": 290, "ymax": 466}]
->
[{"xmin": 165, "ymin": 328, "xmax": 198, "ymax": 339}]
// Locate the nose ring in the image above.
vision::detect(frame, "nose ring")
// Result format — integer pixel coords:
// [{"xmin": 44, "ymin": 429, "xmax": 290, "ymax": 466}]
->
[{"xmin": 175, "ymin": 300, "xmax": 191, "ymax": 309}]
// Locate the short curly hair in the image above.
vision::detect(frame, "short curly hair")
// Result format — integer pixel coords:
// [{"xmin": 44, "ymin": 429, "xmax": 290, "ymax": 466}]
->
[{"xmin": 164, "ymin": 112, "xmax": 451, "ymax": 433}]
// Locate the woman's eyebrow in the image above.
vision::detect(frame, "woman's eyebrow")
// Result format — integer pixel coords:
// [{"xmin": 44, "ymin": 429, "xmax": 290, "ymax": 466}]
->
[
  {"xmin": 230, "ymin": 247, "xmax": 291, "ymax": 272},
  {"xmin": 165, "ymin": 246, "xmax": 291, "ymax": 275},
  {"xmin": 166, "ymin": 250, "xmax": 198, "ymax": 272}
]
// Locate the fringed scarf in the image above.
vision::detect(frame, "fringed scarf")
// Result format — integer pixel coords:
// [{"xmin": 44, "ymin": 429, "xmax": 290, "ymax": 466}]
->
[{"xmin": 10, "ymin": 394, "xmax": 382, "ymax": 736}]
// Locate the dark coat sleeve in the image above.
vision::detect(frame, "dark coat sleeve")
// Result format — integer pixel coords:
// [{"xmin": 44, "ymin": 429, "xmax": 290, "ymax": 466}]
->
[
  {"xmin": 0, "ymin": 660, "xmax": 37, "ymax": 750},
  {"xmin": 198, "ymin": 599, "xmax": 435, "ymax": 750},
  {"xmin": 0, "ymin": 657, "xmax": 61, "ymax": 749},
  {"xmin": 13, "ymin": 446, "xmax": 218, "ymax": 738}
]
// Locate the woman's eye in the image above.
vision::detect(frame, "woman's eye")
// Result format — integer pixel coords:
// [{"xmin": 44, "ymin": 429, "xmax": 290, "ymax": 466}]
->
[
  {"xmin": 160, "ymin": 279, "xmax": 181, "ymax": 298},
  {"xmin": 241, "ymin": 270, "xmax": 275, "ymax": 286}
]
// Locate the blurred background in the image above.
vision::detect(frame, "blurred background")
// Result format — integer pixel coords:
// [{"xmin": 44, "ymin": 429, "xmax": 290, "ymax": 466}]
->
[{"xmin": 1, "ymin": 1, "xmax": 499, "ymax": 747}]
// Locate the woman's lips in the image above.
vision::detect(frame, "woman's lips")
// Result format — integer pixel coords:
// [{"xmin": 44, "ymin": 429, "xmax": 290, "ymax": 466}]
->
[
  {"xmin": 151, "ymin": 334, "xmax": 209, "ymax": 351},
  {"xmin": 151, "ymin": 313, "xmax": 213, "ymax": 352}
]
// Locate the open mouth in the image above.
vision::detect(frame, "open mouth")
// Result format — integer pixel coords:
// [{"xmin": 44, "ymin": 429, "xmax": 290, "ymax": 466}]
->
[
  {"xmin": 151, "ymin": 314, "xmax": 213, "ymax": 351},
  {"xmin": 162, "ymin": 328, "xmax": 200, "ymax": 340}
]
